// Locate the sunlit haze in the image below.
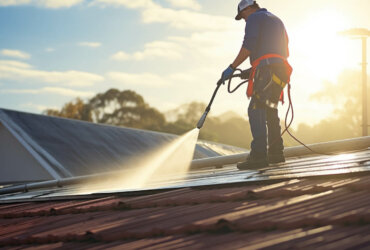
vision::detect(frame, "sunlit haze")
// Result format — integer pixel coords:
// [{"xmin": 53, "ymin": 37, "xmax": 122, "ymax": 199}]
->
[
  {"xmin": 77, "ymin": 128, "xmax": 199, "ymax": 194},
  {"xmin": 0, "ymin": 0, "xmax": 369, "ymax": 128}
]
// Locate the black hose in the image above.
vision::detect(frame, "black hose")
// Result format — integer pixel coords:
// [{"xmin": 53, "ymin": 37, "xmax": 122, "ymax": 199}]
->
[
  {"xmin": 282, "ymin": 84, "xmax": 336, "ymax": 156},
  {"xmin": 226, "ymin": 70, "xmax": 335, "ymax": 156},
  {"xmin": 226, "ymin": 69, "xmax": 249, "ymax": 94}
]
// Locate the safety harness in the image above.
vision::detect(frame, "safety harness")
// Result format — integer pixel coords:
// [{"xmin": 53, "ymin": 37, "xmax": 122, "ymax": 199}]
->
[{"xmin": 248, "ymin": 54, "xmax": 293, "ymax": 104}]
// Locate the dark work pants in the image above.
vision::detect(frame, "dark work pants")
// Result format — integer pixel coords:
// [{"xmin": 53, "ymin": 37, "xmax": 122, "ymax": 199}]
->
[{"xmin": 248, "ymin": 65, "xmax": 284, "ymax": 158}]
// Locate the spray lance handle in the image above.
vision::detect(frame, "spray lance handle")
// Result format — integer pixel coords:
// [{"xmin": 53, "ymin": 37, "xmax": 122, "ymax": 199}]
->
[
  {"xmin": 196, "ymin": 68, "xmax": 251, "ymax": 129},
  {"xmin": 196, "ymin": 81, "xmax": 222, "ymax": 129}
]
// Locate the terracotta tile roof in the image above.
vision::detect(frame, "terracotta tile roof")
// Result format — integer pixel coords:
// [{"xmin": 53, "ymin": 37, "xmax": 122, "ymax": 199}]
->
[{"xmin": 1, "ymin": 174, "xmax": 369, "ymax": 249}]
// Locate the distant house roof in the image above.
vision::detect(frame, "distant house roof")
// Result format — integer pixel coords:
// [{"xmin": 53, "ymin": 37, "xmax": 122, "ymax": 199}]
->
[{"xmin": 0, "ymin": 109, "xmax": 245, "ymax": 184}]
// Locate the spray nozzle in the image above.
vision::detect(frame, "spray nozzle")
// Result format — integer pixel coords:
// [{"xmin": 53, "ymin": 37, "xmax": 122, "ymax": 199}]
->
[{"xmin": 196, "ymin": 110, "xmax": 209, "ymax": 129}]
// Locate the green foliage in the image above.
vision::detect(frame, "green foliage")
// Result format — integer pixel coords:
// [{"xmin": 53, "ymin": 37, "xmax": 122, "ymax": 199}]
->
[
  {"xmin": 44, "ymin": 98, "xmax": 92, "ymax": 122},
  {"xmin": 43, "ymin": 89, "xmax": 165, "ymax": 131},
  {"xmin": 88, "ymin": 89, "xmax": 165, "ymax": 130}
]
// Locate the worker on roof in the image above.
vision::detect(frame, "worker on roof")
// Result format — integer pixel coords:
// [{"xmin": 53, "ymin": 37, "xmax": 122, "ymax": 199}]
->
[{"xmin": 221, "ymin": 0, "xmax": 292, "ymax": 170}]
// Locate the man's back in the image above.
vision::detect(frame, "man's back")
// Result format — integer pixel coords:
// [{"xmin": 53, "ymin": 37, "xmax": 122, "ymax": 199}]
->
[{"xmin": 243, "ymin": 8, "xmax": 289, "ymax": 65}]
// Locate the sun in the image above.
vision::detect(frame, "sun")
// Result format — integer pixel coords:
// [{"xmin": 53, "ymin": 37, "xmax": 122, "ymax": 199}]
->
[{"xmin": 290, "ymin": 10, "xmax": 356, "ymax": 84}]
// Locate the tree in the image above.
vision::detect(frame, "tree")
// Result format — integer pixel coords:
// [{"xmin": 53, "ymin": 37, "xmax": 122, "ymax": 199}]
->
[
  {"xmin": 44, "ymin": 89, "xmax": 165, "ymax": 131},
  {"xmin": 87, "ymin": 89, "xmax": 165, "ymax": 130},
  {"xmin": 44, "ymin": 98, "xmax": 92, "ymax": 122}
]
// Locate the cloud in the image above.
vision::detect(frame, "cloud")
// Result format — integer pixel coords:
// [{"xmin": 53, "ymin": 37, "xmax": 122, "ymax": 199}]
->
[
  {"xmin": 1, "ymin": 49, "xmax": 31, "ymax": 59},
  {"xmin": 1, "ymin": 87, "xmax": 94, "ymax": 97},
  {"xmin": 2, "ymin": 0, "xmax": 227, "ymax": 31},
  {"xmin": 0, "ymin": 60, "xmax": 32, "ymax": 69},
  {"xmin": 45, "ymin": 48, "xmax": 55, "ymax": 52},
  {"xmin": 0, "ymin": 0, "xmax": 83, "ymax": 8},
  {"xmin": 107, "ymin": 72, "xmax": 170, "ymax": 87},
  {"xmin": 107, "ymin": 69, "xmax": 213, "ymax": 89},
  {"xmin": 89, "ymin": 0, "xmax": 154, "ymax": 9},
  {"xmin": 0, "ymin": 60, "xmax": 104, "ymax": 87},
  {"xmin": 90, "ymin": 0, "xmax": 231, "ymax": 31},
  {"xmin": 164, "ymin": 0, "xmax": 201, "ymax": 10},
  {"xmin": 111, "ymin": 51, "xmax": 131, "ymax": 61},
  {"xmin": 142, "ymin": 7, "xmax": 231, "ymax": 31},
  {"xmin": 78, "ymin": 42, "xmax": 102, "ymax": 48},
  {"xmin": 36, "ymin": 0, "xmax": 84, "ymax": 8},
  {"xmin": 0, "ymin": 0, "xmax": 30, "ymax": 6},
  {"xmin": 169, "ymin": 29, "xmax": 242, "ymax": 59},
  {"xmin": 112, "ymin": 26, "xmax": 242, "ymax": 67},
  {"xmin": 111, "ymin": 40, "xmax": 183, "ymax": 61}
]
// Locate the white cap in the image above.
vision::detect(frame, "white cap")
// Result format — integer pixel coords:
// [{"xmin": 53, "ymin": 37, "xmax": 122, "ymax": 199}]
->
[{"xmin": 235, "ymin": 0, "xmax": 255, "ymax": 20}]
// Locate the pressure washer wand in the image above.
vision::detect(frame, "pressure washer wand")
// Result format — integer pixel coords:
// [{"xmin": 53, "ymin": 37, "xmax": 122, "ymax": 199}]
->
[
  {"xmin": 196, "ymin": 69, "xmax": 250, "ymax": 129},
  {"xmin": 196, "ymin": 79, "xmax": 223, "ymax": 129}
]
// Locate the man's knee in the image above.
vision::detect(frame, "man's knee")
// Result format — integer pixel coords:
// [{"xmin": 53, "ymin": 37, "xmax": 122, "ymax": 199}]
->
[{"xmin": 266, "ymin": 107, "xmax": 279, "ymax": 123}]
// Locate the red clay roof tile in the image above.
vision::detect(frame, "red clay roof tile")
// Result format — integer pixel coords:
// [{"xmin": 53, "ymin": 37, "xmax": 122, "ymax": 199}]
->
[{"xmin": 0, "ymin": 174, "xmax": 369, "ymax": 249}]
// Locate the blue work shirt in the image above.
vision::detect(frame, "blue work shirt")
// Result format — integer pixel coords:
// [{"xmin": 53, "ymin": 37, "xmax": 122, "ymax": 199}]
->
[{"xmin": 242, "ymin": 8, "xmax": 289, "ymax": 66}]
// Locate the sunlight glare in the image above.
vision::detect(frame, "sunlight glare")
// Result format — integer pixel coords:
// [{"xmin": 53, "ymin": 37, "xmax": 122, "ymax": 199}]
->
[
  {"xmin": 76, "ymin": 128, "xmax": 200, "ymax": 194},
  {"xmin": 330, "ymin": 153, "xmax": 357, "ymax": 162},
  {"xmin": 291, "ymin": 10, "xmax": 355, "ymax": 84}
]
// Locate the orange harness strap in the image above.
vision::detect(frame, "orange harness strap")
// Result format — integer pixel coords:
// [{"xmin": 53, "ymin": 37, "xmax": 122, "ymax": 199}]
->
[{"xmin": 248, "ymin": 54, "xmax": 293, "ymax": 103}]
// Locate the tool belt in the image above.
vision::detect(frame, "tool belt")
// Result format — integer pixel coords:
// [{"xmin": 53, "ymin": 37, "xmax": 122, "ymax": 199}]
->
[{"xmin": 253, "ymin": 64, "xmax": 289, "ymax": 109}]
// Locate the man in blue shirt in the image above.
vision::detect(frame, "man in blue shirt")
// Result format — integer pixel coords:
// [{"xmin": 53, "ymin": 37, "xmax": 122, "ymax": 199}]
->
[{"xmin": 221, "ymin": 0, "xmax": 292, "ymax": 170}]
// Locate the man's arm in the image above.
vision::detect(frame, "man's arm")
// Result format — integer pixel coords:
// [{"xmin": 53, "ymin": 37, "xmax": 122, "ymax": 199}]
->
[
  {"xmin": 231, "ymin": 47, "xmax": 251, "ymax": 69},
  {"xmin": 221, "ymin": 47, "xmax": 251, "ymax": 82}
]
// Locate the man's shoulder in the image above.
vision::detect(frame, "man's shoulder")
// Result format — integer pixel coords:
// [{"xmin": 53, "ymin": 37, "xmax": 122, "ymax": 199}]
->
[
  {"xmin": 251, "ymin": 8, "xmax": 268, "ymax": 17},
  {"xmin": 251, "ymin": 8, "xmax": 283, "ymax": 25},
  {"xmin": 248, "ymin": 8, "xmax": 271, "ymax": 23}
]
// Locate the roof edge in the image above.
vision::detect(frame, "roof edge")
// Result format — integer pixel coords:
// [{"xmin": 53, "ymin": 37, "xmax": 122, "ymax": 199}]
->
[{"xmin": 0, "ymin": 110, "xmax": 72, "ymax": 179}]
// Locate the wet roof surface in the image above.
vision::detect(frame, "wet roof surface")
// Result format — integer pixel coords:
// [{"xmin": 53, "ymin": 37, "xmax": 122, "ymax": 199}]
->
[
  {"xmin": 0, "ymin": 151, "xmax": 369, "ymax": 249},
  {"xmin": 1, "ymin": 149, "xmax": 369, "ymax": 202}
]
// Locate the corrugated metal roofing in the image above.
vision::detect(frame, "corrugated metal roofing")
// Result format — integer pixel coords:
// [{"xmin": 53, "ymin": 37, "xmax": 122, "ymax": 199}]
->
[
  {"xmin": 0, "ymin": 108, "xmax": 245, "ymax": 183},
  {"xmin": 0, "ymin": 173, "xmax": 369, "ymax": 249}
]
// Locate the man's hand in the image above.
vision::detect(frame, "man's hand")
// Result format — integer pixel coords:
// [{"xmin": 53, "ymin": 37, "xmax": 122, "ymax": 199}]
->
[{"xmin": 221, "ymin": 65, "xmax": 235, "ymax": 83}]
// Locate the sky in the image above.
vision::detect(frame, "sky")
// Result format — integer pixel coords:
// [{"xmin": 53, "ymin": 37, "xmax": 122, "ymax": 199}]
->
[{"xmin": 0, "ymin": 0, "xmax": 369, "ymax": 127}]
